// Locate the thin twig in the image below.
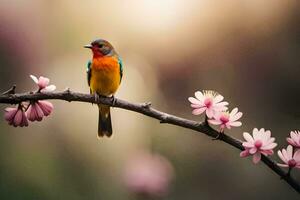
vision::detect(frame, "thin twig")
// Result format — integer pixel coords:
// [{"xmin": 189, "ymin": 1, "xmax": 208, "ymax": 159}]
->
[
  {"xmin": 0, "ymin": 89, "xmax": 299, "ymax": 193},
  {"xmin": 1, "ymin": 85, "xmax": 16, "ymax": 95}
]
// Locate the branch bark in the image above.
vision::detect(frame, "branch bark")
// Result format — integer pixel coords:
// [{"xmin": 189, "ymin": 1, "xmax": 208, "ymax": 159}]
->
[{"xmin": 0, "ymin": 90, "xmax": 299, "ymax": 193}]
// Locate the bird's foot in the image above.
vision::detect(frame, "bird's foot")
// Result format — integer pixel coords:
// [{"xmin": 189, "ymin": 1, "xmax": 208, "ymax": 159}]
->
[
  {"xmin": 94, "ymin": 93, "xmax": 100, "ymax": 103},
  {"xmin": 110, "ymin": 95, "xmax": 116, "ymax": 106}
]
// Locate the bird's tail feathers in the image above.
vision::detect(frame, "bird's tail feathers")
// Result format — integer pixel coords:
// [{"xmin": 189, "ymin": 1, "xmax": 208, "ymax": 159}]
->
[{"xmin": 98, "ymin": 105, "xmax": 112, "ymax": 138}]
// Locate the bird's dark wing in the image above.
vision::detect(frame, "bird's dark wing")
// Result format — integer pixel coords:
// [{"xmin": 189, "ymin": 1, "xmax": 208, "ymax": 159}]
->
[
  {"xmin": 87, "ymin": 60, "xmax": 92, "ymax": 93},
  {"xmin": 118, "ymin": 57, "xmax": 123, "ymax": 83}
]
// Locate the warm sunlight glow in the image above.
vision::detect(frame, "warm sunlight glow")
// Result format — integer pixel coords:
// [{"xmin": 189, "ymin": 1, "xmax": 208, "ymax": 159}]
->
[{"xmin": 129, "ymin": 0, "xmax": 183, "ymax": 30}]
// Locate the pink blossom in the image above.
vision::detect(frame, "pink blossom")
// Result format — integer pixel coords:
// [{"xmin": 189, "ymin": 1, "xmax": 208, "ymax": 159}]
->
[
  {"xmin": 208, "ymin": 107, "xmax": 242, "ymax": 131},
  {"xmin": 37, "ymin": 100, "xmax": 53, "ymax": 116},
  {"xmin": 277, "ymin": 145, "xmax": 300, "ymax": 169},
  {"xmin": 124, "ymin": 151, "xmax": 174, "ymax": 197},
  {"xmin": 30, "ymin": 75, "xmax": 56, "ymax": 92},
  {"xmin": 240, "ymin": 128, "xmax": 277, "ymax": 164},
  {"xmin": 26, "ymin": 100, "xmax": 53, "ymax": 121},
  {"xmin": 188, "ymin": 90, "xmax": 228, "ymax": 118},
  {"xmin": 26, "ymin": 102, "xmax": 44, "ymax": 121},
  {"xmin": 4, "ymin": 105, "xmax": 28, "ymax": 127},
  {"xmin": 286, "ymin": 131, "xmax": 300, "ymax": 148}
]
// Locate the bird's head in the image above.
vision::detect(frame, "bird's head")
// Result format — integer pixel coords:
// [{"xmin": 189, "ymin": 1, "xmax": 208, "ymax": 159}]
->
[{"xmin": 84, "ymin": 39, "xmax": 115, "ymax": 58}]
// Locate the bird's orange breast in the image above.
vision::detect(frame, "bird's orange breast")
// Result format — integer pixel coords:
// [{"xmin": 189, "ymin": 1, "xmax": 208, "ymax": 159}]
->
[{"xmin": 90, "ymin": 56, "xmax": 121, "ymax": 96}]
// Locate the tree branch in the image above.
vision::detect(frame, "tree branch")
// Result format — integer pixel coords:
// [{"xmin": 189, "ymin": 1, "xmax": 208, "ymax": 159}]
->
[{"xmin": 0, "ymin": 90, "xmax": 299, "ymax": 193}]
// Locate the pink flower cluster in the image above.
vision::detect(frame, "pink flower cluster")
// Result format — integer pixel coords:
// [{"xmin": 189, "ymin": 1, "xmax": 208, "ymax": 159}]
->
[
  {"xmin": 30, "ymin": 75, "xmax": 56, "ymax": 92},
  {"xmin": 188, "ymin": 90, "xmax": 300, "ymax": 170},
  {"xmin": 287, "ymin": 131, "xmax": 300, "ymax": 148},
  {"xmin": 239, "ymin": 129, "xmax": 300, "ymax": 168},
  {"xmin": 188, "ymin": 90, "xmax": 242, "ymax": 132},
  {"xmin": 4, "ymin": 106, "xmax": 28, "ymax": 127},
  {"xmin": 240, "ymin": 128, "xmax": 277, "ymax": 164},
  {"xmin": 276, "ymin": 131, "xmax": 300, "ymax": 169},
  {"xmin": 277, "ymin": 145, "xmax": 300, "ymax": 169},
  {"xmin": 3, "ymin": 75, "xmax": 55, "ymax": 127}
]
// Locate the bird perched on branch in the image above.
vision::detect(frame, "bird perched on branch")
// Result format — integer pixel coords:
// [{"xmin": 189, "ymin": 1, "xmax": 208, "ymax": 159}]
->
[{"xmin": 84, "ymin": 39, "xmax": 123, "ymax": 138}]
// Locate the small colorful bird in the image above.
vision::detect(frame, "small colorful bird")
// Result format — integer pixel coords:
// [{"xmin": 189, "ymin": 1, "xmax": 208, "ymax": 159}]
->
[{"xmin": 84, "ymin": 39, "xmax": 123, "ymax": 138}]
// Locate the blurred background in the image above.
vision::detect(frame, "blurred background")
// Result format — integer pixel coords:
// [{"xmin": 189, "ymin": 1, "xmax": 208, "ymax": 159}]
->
[{"xmin": 0, "ymin": 0, "xmax": 300, "ymax": 199}]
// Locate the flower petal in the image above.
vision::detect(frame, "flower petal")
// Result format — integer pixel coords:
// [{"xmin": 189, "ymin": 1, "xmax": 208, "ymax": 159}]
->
[
  {"xmin": 208, "ymin": 119, "xmax": 222, "ymax": 125},
  {"xmin": 242, "ymin": 142, "xmax": 254, "ymax": 148},
  {"xmin": 35, "ymin": 103, "xmax": 44, "ymax": 121},
  {"xmin": 261, "ymin": 130, "xmax": 271, "ymax": 142},
  {"xmin": 261, "ymin": 149, "xmax": 273, "ymax": 156},
  {"xmin": 214, "ymin": 102, "xmax": 228, "ymax": 111},
  {"xmin": 282, "ymin": 149, "xmax": 289, "ymax": 161},
  {"xmin": 253, "ymin": 153, "xmax": 261, "ymax": 164},
  {"xmin": 4, "ymin": 107, "xmax": 18, "ymax": 122},
  {"xmin": 253, "ymin": 128, "xmax": 260, "ymax": 140},
  {"xmin": 229, "ymin": 121, "xmax": 242, "ymax": 127},
  {"xmin": 286, "ymin": 145, "xmax": 293, "ymax": 159},
  {"xmin": 240, "ymin": 150, "xmax": 250, "ymax": 157},
  {"xmin": 243, "ymin": 132, "xmax": 254, "ymax": 143},
  {"xmin": 195, "ymin": 91, "xmax": 204, "ymax": 101},
  {"xmin": 192, "ymin": 107, "xmax": 206, "ymax": 115},
  {"xmin": 291, "ymin": 131, "xmax": 298, "ymax": 141},
  {"xmin": 191, "ymin": 104, "xmax": 204, "ymax": 108},
  {"xmin": 41, "ymin": 85, "xmax": 56, "ymax": 92},
  {"xmin": 287, "ymin": 138, "xmax": 296, "ymax": 146},
  {"xmin": 249, "ymin": 148, "xmax": 257, "ymax": 154},
  {"xmin": 213, "ymin": 95, "xmax": 224, "ymax": 103},
  {"xmin": 264, "ymin": 137, "xmax": 275, "ymax": 146},
  {"xmin": 277, "ymin": 163, "xmax": 289, "ymax": 168},
  {"xmin": 38, "ymin": 100, "xmax": 53, "ymax": 116},
  {"xmin": 26, "ymin": 104, "xmax": 35, "ymax": 121},
  {"xmin": 20, "ymin": 111, "xmax": 28, "ymax": 127},
  {"xmin": 30, "ymin": 75, "xmax": 38, "ymax": 84},
  {"xmin": 188, "ymin": 97, "xmax": 201, "ymax": 105},
  {"xmin": 206, "ymin": 108, "xmax": 214, "ymax": 118},
  {"xmin": 230, "ymin": 112, "xmax": 243, "ymax": 121},
  {"xmin": 13, "ymin": 109, "xmax": 23, "ymax": 127},
  {"xmin": 278, "ymin": 150, "xmax": 288, "ymax": 163},
  {"xmin": 261, "ymin": 143, "xmax": 277, "ymax": 150},
  {"xmin": 293, "ymin": 149, "xmax": 300, "ymax": 162},
  {"xmin": 230, "ymin": 108, "xmax": 238, "ymax": 117},
  {"xmin": 38, "ymin": 76, "xmax": 50, "ymax": 89}
]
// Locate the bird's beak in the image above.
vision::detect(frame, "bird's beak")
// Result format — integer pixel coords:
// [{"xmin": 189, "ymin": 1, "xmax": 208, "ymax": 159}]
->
[{"xmin": 84, "ymin": 44, "xmax": 92, "ymax": 49}]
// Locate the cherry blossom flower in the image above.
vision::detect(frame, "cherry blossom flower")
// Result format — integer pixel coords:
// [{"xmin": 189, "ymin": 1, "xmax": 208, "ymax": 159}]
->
[
  {"xmin": 30, "ymin": 75, "xmax": 56, "ymax": 92},
  {"xmin": 240, "ymin": 128, "xmax": 277, "ymax": 164},
  {"xmin": 277, "ymin": 145, "xmax": 300, "ymax": 169},
  {"xmin": 188, "ymin": 90, "xmax": 228, "ymax": 118},
  {"xmin": 4, "ymin": 105, "xmax": 28, "ymax": 127},
  {"xmin": 208, "ymin": 107, "xmax": 242, "ymax": 131},
  {"xmin": 37, "ymin": 100, "xmax": 53, "ymax": 116},
  {"xmin": 286, "ymin": 131, "xmax": 300, "ymax": 148},
  {"xmin": 26, "ymin": 100, "xmax": 54, "ymax": 122},
  {"xmin": 124, "ymin": 151, "xmax": 174, "ymax": 198}
]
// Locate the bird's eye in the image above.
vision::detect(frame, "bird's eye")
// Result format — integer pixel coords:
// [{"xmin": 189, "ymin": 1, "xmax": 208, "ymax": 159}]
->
[{"xmin": 98, "ymin": 44, "xmax": 104, "ymax": 48}]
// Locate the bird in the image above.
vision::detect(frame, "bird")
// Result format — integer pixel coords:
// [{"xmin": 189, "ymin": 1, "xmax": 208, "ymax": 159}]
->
[{"xmin": 84, "ymin": 39, "xmax": 123, "ymax": 138}]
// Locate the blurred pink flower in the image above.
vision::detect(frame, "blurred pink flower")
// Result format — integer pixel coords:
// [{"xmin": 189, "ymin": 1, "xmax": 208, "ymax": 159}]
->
[
  {"xmin": 188, "ymin": 90, "xmax": 228, "ymax": 118},
  {"xmin": 277, "ymin": 145, "xmax": 300, "ymax": 169},
  {"xmin": 124, "ymin": 151, "xmax": 174, "ymax": 198},
  {"xmin": 26, "ymin": 100, "xmax": 53, "ymax": 122},
  {"xmin": 208, "ymin": 107, "xmax": 242, "ymax": 131},
  {"xmin": 286, "ymin": 131, "xmax": 300, "ymax": 148},
  {"xmin": 240, "ymin": 128, "xmax": 277, "ymax": 164},
  {"xmin": 4, "ymin": 105, "xmax": 28, "ymax": 127},
  {"xmin": 30, "ymin": 75, "xmax": 56, "ymax": 92}
]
